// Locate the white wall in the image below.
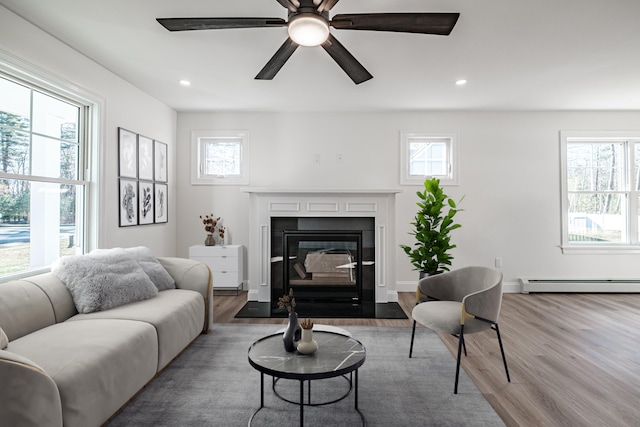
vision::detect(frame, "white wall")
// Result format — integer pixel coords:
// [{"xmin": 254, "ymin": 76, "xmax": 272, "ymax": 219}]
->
[
  {"xmin": 0, "ymin": 6, "xmax": 178, "ymax": 256},
  {"xmin": 177, "ymin": 110, "xmax": 640, "ymax": 290}
]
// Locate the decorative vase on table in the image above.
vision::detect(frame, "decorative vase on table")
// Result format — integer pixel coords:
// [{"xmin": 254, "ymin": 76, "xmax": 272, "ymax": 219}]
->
[
  {"xmin": 297, "ymin": 328, "xmax": 318, "ymax": 355},
  {"xmin": 204, "ymin": 233, "xmax": 215, "ymax": 246},
  {"xmin": 283, "ymin": 312, "xmax": 302, "ymax": 352}
]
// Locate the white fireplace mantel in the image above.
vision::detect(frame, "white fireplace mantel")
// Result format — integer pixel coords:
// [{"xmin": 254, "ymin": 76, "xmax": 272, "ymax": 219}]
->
[{"xmin": 242, "ymin": 188, "xmax": 401, "ymax": 304}]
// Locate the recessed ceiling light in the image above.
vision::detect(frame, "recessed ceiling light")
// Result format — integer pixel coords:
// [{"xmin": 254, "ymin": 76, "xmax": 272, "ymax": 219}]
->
[
  {"xmin": 455, "ymin": 79, "xmax": 467, "ymax": 86},
  {"xmin": 179, "ymin": 80, "xmax": 191, "ymax": 86}
]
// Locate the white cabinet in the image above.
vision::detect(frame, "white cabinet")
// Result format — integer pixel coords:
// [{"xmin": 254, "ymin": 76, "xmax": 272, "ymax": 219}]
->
[{"xmin": 189, "ymin": 245, "xmax": 243, "ymax": 292}]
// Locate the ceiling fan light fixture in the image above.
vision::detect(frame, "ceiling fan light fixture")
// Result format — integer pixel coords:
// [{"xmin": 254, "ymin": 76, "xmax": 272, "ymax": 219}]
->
[{"xmin": 288, "ymin": 14, "xmax": 329, "ymax": 46}]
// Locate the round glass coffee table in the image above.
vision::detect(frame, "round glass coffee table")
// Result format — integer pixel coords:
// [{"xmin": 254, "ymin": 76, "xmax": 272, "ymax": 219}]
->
[{"xmin": 247, "ymin": 330, "xmax": 366, "ymax": 426}]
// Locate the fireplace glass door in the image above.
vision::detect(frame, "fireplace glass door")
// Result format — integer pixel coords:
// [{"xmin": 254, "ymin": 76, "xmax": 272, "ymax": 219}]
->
[{"xmin": 283, "ymin": 230, "xmax": 363, "ymax": 303}]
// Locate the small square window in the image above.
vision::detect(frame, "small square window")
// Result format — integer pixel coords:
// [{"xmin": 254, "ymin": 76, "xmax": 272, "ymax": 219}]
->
[
  {"xmin": 400, "ymin": 131, "xmax": 458, "ymax": 185},
  {"xmin": 191, "ymin": 130, "xmax": 249, "ymax": 185}
]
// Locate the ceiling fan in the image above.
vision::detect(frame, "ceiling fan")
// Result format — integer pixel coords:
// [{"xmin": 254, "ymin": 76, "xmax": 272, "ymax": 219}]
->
[{"xmin": 157, "ymin": 0, "xmax": 459, "ymax": 85}]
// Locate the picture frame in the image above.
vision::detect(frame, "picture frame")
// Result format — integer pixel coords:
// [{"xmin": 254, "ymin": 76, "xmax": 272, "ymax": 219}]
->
[
  {"xmin": 138, "ymin": 181, "xmax": 154, "ymax": 225},
  {"xmin": 154, "ymin": 140, "xmax": 168, "ymax": 182},
  {"xmin": 119, "ymin": 178, "xmax": 138, "ymax": 226},
  {"xmin": 138, "ymin": 135, "xmax": 154, "ymax": 181},
  {"xmin": 118, "ymin": 128, "xmax": 137, "ymax": 178},
  {"xmin": 154, "ymin": 183, "xmax": 168, "ymax": 223}
]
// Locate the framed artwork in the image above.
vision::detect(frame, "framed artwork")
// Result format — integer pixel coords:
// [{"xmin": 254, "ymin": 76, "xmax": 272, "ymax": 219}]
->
[
  {"xmin": 138, "ymin": 181, "xmax": 154, "ymax": 225},
  {"xmin": 118, "ymin": 128, "xmax": 137, "ymax": 178},
  {"xmin": 154, "ymin": 140, "xmax": 167, "ymax": 182},
  {"xmin": 138, "ymin": 135, "xmax": 154, "ymax": 181},
  {"xmin": 119, "ymin": 178, "xmax": 138, "ymax": 226},
  {"xmin": 154, "ymin": 183, "xmax": 168, "ymax": 223}
]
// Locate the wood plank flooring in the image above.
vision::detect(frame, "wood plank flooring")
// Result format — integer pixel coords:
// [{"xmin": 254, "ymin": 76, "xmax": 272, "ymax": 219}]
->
[{"xmin": 213, "ymin": 291, "xmax": 640, "ymax": 427}]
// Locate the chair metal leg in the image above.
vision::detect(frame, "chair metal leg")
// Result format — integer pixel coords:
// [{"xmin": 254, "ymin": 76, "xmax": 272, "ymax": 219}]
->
[
  {"xmin": 493, "ymin": 323, "xmax": 511, "ymax": 383},
  {"xmin": 409, "ymin": 320, "xmax": 417, "ymax": 358},
  {"xmin": 454, "ymin": 325, "xmax": 465, "ymax": 394}
]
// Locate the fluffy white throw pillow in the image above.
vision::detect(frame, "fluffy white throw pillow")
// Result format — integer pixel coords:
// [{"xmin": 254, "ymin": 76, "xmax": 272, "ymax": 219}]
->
[
  {"xmin": 122, "ymin": 246, "xmax": 176, "ymax": 290},
  {"xmin": 92, "ymin": 246, "xmax": 176, "ymax": 291},
  {"xmin": 0, "ymin": 326, "xmax": 8, "ymax": 350},
  {"xmin": 52, "ymin": 249, "xmax": 158, "ymax": 314}
]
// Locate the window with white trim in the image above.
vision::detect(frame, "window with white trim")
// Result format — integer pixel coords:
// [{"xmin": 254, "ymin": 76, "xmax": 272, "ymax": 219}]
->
[
  {"xmin": 400, "ymin": 131, "xmax": 458, "ymax": 185},
  {"xmin": 191, "ymin": 130, "xmax": 249, "ymax": 185},
  {"xmin": 0, "ymin": 69, "xmax": 92, "ymax": 280},
  {"xmin": 561, "ymin": 131, "xmax": 640, "ymax": 253}
]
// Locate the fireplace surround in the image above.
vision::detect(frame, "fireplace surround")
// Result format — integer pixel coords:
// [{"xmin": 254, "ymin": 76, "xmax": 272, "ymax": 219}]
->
[{"xmin": 243, "ymin": 189, "xmax": 400, "ymax": 305}]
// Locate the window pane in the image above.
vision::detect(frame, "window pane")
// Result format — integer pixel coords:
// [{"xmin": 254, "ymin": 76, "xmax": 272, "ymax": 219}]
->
[
  {"xmin": 0, "ymin": 127, "xmax": 30, "ymax": 175},
  {"xmin": 32, "ymin": 91, "xmax": 79, "ymax": 142},
  {"xmin": 203, "ymin": 140, "xmax": 241, "ymax": 176},
  {"xmin": 567, "ymin": 193, "xmax": 625, "ymax": 242},
  {"xmin": 567, "ymin": 142, "xmax": 625, "ymax": 191},
  {"xmin": 409, "ymin": 140, "xmax": 448, "ymax": 176},
  {"xmin": 0, "ymin": 77, "xmax": 30, "ymax": 129},
  {"xmin": 0, "ymin": 179, "xmax": 79, "ymax": 276}
]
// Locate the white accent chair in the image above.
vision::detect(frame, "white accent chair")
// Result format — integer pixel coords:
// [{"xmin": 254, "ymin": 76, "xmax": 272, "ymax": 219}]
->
[{"xmin": 409, "ymin": 266, "xmax": 511, "ymax": 393}]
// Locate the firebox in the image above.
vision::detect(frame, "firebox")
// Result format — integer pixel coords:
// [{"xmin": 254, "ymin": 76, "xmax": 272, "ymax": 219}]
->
[
  {"xmin": 283, "ymin": 230, "xmax": 363, "ymax": 302},
  {"xmin": 271, "ymin": 217, "xmax": 375, "ymax": 311}
]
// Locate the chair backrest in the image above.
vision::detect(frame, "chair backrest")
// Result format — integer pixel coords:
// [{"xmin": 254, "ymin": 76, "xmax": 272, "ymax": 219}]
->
[
  {"xmin": 418, "ymin": 266, "xmax": 504, "ymax": 322},
  {"xmin": 459, "ymin": 267, "xmax": 503, "ymax": 323}
]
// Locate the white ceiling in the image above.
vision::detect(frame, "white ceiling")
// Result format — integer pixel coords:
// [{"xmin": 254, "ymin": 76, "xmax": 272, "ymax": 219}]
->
[{"xmin": 2, "ymin": 0, "xmax": 640, "ymax": 112}]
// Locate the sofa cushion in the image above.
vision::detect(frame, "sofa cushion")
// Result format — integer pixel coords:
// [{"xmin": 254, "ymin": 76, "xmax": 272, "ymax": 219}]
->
[
  {"xmin": 0, "ymin": 280, "xmax": 56, "ymax": 341},
  {"xmin": 7, "ymin": 318, "xmax": 158, "ymax": 427},
  {"xmin": 51, "ymin": 250, "xmax": 158, "ymax": 313},
  {"xmin": 68, "ymin": 289, "xmax": 204, "ymax": 370},
  {"xmin": 23, "ymin": 273, "xmax": 78, "ymax": 323},
  {"xmin": 0, "ymin": 326, "xmax": 8, "ymax": 349}
]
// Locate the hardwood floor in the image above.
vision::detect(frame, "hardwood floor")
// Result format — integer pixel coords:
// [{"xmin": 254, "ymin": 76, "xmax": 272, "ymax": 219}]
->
[{"xmin": 213, "ymin": 291, "xmax": 640, "ymax": 427}]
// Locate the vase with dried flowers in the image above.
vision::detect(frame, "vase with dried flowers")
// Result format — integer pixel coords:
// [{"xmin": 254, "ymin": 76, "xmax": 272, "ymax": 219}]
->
[
  {"xmin": 297, "ymin": 318, "xmax": 318, "ymax": 354},
  {"xmin": 279, "ymin": 288, "xmax": 301, "ymax": 352},
  {"xmin": 200, "ymin": 214, "xmax": 220, "ymax": 246}
]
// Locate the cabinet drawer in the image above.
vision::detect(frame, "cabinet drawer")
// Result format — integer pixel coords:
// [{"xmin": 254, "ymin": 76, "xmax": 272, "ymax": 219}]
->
[
  {"xmin": 211, "ymin": 271, "xmax": 240, "ymax": 287},
  {"xmin": 189, "ymin": 245, "xmax": 241, "ymax": 257},
  {"xmin": 207, "ymin": 256, "xmax": 238, "ymax": 271}
]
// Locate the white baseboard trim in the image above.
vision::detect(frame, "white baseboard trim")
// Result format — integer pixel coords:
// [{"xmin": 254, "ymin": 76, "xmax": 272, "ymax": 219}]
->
[{"xmin": 396, "ymin": 280, "xmax": 520, "ymax": 293}]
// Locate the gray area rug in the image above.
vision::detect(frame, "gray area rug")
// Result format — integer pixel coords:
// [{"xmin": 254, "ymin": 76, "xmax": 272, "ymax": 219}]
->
[{"xmin": 107, "ymin": 324, "xmax": 504, "ymax": 426}]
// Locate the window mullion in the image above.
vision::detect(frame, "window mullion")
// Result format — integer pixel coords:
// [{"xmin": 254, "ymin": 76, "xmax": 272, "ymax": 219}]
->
[{"xmin": 629, "ymin": 140, "xmax": 639, "ymax": 244}]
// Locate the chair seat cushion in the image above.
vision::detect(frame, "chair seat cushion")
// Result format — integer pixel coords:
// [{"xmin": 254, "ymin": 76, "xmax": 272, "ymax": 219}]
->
[
  {"xmin": 412, "ymin": 301, "xmax": 491, "ymax": 335},
  {"xmin": 413, "ymin": 301, "xmax": 462, "ymax": 335}
]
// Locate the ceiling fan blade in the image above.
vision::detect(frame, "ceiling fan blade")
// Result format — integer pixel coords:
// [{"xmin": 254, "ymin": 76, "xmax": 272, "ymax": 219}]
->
[
  {"xmin": 157, "ymin": 17, "xmax": 286, "ymax": 31},
  {"xmin": 255, "ymin": 38, "xmax": 300, "ymax": 80},
  {"xmin": 317, "ymin": 0, "xmax": 340, "ymax": 13},
  {"xmin": 321, "ymin": 33, "xmax": 372, "ymax": 85},
  {"xmin": 330, "ymin": 13, "xmax": 460, "ymax": 35},
  {"xmin": 276, "ymin": 0, "xmax": 299, "ymax": 13}
]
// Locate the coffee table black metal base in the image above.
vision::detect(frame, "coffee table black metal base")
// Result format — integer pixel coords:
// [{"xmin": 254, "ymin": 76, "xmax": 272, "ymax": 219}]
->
[{"xmin": 248, "ymin": 331, "xmax": 366, "ymax": 426}]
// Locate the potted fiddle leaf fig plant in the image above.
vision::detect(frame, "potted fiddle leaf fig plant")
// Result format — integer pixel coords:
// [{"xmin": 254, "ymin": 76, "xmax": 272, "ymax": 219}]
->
[{"xmin": 400, "ymin": 177, "xmax": 463, "ymax": 277}]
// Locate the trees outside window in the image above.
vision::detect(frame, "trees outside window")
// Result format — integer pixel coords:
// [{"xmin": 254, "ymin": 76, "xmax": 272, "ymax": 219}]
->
[
  {"xmin": 0, "ymin": 73, "xmax": 88, "ymax": 279},
  {"xmin": 561, "ymin": 131, "xmax": 640, "ymax": 252}
]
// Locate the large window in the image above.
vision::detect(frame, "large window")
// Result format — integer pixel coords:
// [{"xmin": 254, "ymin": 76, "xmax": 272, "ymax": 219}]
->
[
  {"xmin": 191, "ymin": 130, "xmax": 249, "ymax": 185},
  {"xmin": 0, "ymin": 71, "xmax": 90, "ymax": 279},
  {"xmin": 561, "ymin": 131, "xmax": 640, "ymax": 253},
  {"xmin": 400, "ymin": 131, "xmax": 458, "ymax": 185}
]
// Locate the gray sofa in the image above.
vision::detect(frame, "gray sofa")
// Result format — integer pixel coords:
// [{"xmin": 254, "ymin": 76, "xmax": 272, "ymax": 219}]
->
[{"xmin": 0, "ymin": 255, "xmax": 212, "ymax": 427}]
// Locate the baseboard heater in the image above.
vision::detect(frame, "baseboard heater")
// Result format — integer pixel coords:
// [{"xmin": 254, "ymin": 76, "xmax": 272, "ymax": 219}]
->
[{"xmin": 520, "ymin": 278, "xmax": 640, "ymax": 293}]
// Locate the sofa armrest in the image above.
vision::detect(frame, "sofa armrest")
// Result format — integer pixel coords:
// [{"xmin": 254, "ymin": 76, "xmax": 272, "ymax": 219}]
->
[
  {"xmin": 157, "ymin": 257, "xmax": 213, "ymax": 332},
  {"xmin": 0, "ymin": 350, "xmax": 63, "ymax": 427}
]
